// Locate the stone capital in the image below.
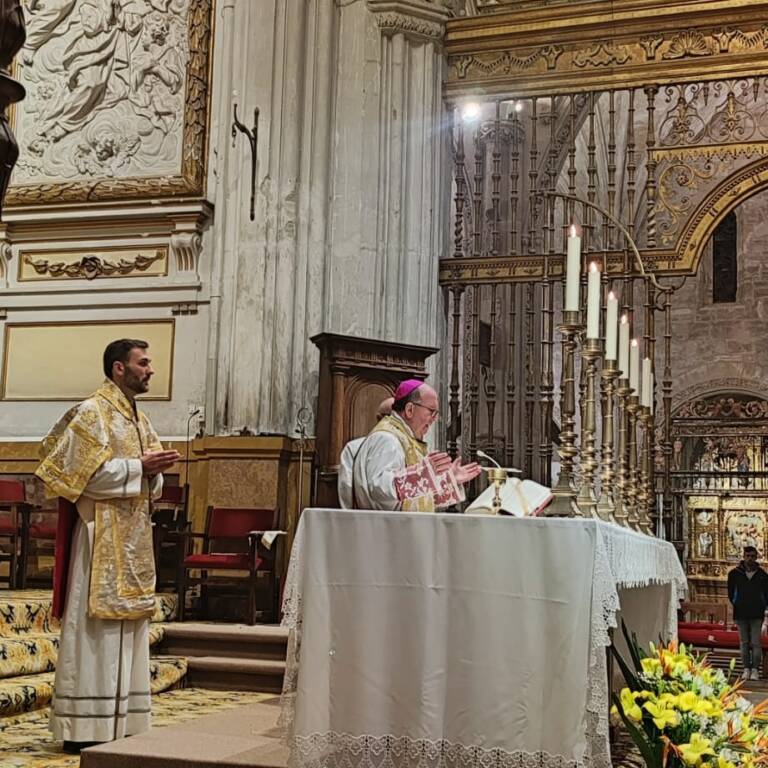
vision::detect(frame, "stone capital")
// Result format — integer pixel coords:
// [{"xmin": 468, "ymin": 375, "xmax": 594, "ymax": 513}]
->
[{"xmin": 366, "ymin": 0, "xmax": 452, "ymax": 41}]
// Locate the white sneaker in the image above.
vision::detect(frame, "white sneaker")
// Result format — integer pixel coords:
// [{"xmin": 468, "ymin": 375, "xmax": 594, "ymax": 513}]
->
[
  {"xmin": 742, "ymin": 669, "xmax": 752, "ymax": 680},
  {"xmin": 751, "ymin": 668, "xmax": 761, "ymax": 681}
]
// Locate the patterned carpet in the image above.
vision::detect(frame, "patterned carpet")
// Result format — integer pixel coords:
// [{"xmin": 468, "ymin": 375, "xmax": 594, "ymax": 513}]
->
[
  {"xmin": 0, "ymin": 591, "xmax": 182, "ymax": 720},
  {"xmin": 0, "ymin": 689, "xmax": 275, "ymax": 767}
]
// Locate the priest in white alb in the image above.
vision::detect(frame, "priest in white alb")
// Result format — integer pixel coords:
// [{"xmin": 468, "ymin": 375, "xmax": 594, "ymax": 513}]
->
[
  {"xmin": 35, "ymin": 339, "xmax": 180, "ymax": 753},
  {"xmin": 340, "ymin": 379, "xmax": 481, "ymax": 511}
]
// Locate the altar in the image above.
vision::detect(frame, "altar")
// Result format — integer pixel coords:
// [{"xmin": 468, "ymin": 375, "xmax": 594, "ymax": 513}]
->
[{"xmin": 280, "ymin": 510, "xmax": 687, "ymax": 768}]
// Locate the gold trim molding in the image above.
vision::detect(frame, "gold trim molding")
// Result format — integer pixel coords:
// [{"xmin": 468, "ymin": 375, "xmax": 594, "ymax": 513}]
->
[
  {"xmin": 20, "ymin": 248, "xmax": 168, "ymax": 281},
  {"xmin": 5, "ymin": 0, "xmax": 213, "ymax": 207},
  {"xmin": 445, "ymin": 0, "xmax": 768, "ymax": 97}
]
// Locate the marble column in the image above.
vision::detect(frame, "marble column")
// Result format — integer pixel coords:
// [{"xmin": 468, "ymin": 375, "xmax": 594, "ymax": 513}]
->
[{"xmin": 206, "ymin": 0, "xmax": 451, "ymax": 436}]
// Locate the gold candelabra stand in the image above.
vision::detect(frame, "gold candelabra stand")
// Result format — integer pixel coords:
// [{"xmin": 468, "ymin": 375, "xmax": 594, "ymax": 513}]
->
[
  {"xmin": 596, "ymin": 360, "xmax": 619, "ymax": 523},
  {"xmin": 546, "ymin": 310, "xmax": 583, "ymax": 517},
  {"xmin": 638, "ymin": 406, "xmax": 655, "ymax": 535},
  {"xmin": 625, "ymin": 394, "xmax": 642, "ymax": 532},
  {"xmin": 576, "ymin": 337, "xmax": 600, "ymax": 517},
  {"xmin": 613, "ymin": 378, "xmax": 631, "ymax": 527},
  {"xmin": 534, "ymin": 190, "xmax": 684, "ymax": 538}
]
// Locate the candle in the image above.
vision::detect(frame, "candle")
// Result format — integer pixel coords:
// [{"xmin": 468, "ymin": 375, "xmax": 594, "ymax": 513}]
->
[
  {"xmin": 629, "ymin": 339, "xmax": 639, "ymax": 393},
  {"xmin": 565, "ymin": 225, "xmax": 581, "ymax": 312},
  {"xmin": 618, "ymin": 315, "xmax": 629, "ymax": 376},
  {"xmin": 586, "ymin": 262, "xmax": 601, "ymax": 339},
  {"xmin": 605, "ymin": 292, "xmax": 618, "ymax": 360},
  {"xmin": 642, "ymin": 358, "xmax": 652, "ymax": 407}
]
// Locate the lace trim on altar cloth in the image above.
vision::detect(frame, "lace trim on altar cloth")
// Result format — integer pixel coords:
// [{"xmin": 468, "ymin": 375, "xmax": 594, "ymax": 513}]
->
[
  {"xmin": 584, "ymin": 523, "xmax": 689, "ymax": 768},
  {"xmin": 282, "ymin": 520, "xmax": 304, "ymax": 633},
  {"xmin": 288, "ymin": 733, "xmax": 581, "ymax": 768}
]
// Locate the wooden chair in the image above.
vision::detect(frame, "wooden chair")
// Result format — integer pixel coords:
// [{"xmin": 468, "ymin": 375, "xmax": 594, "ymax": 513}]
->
[
  {"xmin": 152, "ymin": 484, "xmax": 188, "ymax": 592},
  {"xmin": 19, "ymin": 506, "xmax": 57, "ymax": 589},
  {"xmin": 177, "ymin": 506, "xmax": 282, "ymax": 625},
  {"xmin": 0, "ymin": 480, "xmax": 28, "ymax": 589}
]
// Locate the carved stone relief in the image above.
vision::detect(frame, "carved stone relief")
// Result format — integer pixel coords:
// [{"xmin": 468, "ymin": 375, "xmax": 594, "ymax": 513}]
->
[
  {"xmin": 7, "ymin": 0, "xmax": 212, "ymax": 204},
  {"xmin": 20, "ymin": 248, "xmax": 166, "ymax": 280}
]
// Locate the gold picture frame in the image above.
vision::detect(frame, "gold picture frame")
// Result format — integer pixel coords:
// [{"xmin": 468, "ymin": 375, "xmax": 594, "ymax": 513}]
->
[
  {"xmin": 1, "ymin": 320, "xmax": 176, "ymax": 401},
  {"xmin": 5, "ymin": 0, "xmax": 214, "ymax": 207}
]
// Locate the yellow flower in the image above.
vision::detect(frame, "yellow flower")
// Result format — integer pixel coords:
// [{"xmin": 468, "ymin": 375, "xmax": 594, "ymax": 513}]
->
[
  {"xmin": 692, "ymin": 699, "xmax": 722, "ymax": 718},
  {"xmin": 620, "ymin": 688, "xmax": 643, "ymax": 722},
  {"xmin": 677, "ymin": 734, "xmax": 715, "ymax": 767},
  {"xmin": 676, "ymin": 691, "xmax": 701, "ymax": 712},
  {"xmin": 641, "ymin": 657, "xmax": 662, "ymax": 675},
  {"xmin": 644, "ymin": 700, "xmax": 680, "ymax": 730}
]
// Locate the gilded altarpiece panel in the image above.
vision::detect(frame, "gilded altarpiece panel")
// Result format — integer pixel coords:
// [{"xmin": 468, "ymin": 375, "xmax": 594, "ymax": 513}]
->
[
  {"xmin": 674, "ymin": 394, "xmax": 768, "ymax": 602},
  {"xmin": 6, "ymin": 0, "xmax": 212, "ymax": 205}
]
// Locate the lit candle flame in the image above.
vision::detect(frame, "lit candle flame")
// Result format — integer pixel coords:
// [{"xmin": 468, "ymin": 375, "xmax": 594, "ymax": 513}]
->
[
  {"xmin": 621, "ymin": 314, "xmax": 628, "ymax": 324},
  {"xmin": 608, "ymin": 290, "xmax": 615, "ymax": 300},
  {"xmin": 569, "ymin": 224, "xmax": 577, "ymax": 237},
  {"xmin": 589, "ymin": 261, "xmax": 599, "ymax": 273},
  {"xmin": 631, "ymin": 338, "xmax": 638, "ymax": 347}
]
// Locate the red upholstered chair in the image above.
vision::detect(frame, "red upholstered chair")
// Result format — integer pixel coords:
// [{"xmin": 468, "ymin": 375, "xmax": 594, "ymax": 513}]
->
[
  {"xmin": 0, "ymin": 480, "xmax": 29, "ymax": 589},
  {"xmin": 177, "ymin": 507, "xmax": 282, "ymax": 625}
]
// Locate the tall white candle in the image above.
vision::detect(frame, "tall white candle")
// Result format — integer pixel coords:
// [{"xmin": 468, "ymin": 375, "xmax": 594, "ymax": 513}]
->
[
  {"xmin": 605, "ymin": 292, "xmax": 618, "ymax": 360},
  {"xmin": 642, "ymin": 358, "xmax": 652, "ymax": 407},
  {"xmin": 586, "ymin": 262, "xmax": 601, "ymax": 339},
  {"xmin": 629, "ymin": 339, "xmax": 640, "ymax": 393},
  {"xmin": 565, "ymin": 225, "xmax": 581, "ymax": 312},
  {"xmin": 618, "ymin": 314, "xmax": 629, "ymax": 377}
]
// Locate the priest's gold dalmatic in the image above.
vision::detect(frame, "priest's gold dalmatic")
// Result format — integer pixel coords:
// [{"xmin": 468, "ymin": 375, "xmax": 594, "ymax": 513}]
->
[{"xmin": 36, "ymin": 379, "xmax": 163, "ymax": 743}]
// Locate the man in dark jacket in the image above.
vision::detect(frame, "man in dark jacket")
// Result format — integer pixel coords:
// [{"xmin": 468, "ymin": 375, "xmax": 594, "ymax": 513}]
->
[{"xmin": 728, "ymin": 546, "xmax": 768, "ymax": 680}]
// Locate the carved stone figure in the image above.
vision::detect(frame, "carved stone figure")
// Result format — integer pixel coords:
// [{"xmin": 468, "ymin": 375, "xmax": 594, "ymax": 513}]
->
[
  {"xmin": 15, "ymin": 0, "xmax": 189, "ymax": 184},
  {"xmin": 697, "ymin": 531, "xmax": 713, "ymax": 558},
  {"xmin": 0, "ymin": 0, "xmax": 25, "ymax": 214}
]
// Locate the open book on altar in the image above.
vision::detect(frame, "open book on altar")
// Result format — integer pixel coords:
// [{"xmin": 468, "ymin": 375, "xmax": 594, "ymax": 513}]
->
[{"xmin": 465, "ymin": 477, "xmax": 554, "ymax": 517}]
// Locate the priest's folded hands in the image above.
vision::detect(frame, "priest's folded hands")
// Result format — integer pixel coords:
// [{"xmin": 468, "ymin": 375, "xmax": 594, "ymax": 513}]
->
[{"xmin": 141, "ymin": 449, "xmax": 181, "ymax": 476}]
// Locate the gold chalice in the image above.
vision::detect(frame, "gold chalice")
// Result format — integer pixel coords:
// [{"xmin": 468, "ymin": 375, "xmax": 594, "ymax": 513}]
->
[
  {"xmin": 477, "ymin": 450, "xmax": 522, "ymax": 516},
  {"xmin": 485, "ymin": 467, "xmax": 508, "ymax": 516}
]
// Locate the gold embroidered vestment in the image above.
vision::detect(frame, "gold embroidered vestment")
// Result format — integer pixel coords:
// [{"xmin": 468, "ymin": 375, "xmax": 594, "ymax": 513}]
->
[
  {"xmin": 36, "ymin": 380, "xmax": 161, "ymax": 620},
  {"xmin": 370, "ymin": 415, "xmax": 434, "ymax": 512}
]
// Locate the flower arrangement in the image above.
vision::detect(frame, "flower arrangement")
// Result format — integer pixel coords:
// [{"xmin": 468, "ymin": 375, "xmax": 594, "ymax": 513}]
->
[{"xmin": 611, "ymin": 625, "xmax": 768, "ymax": 768}]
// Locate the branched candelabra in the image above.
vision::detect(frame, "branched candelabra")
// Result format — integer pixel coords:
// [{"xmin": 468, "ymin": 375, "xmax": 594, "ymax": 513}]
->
[{"xmin": 535, "ymin": 191, "xmax": 681, "ymax": 534}]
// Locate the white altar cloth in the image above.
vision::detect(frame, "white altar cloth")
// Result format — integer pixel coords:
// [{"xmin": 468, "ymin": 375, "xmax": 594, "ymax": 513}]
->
[{"xmin": 281, "ymin": 510, "xmax": 687, "ymax": 768}]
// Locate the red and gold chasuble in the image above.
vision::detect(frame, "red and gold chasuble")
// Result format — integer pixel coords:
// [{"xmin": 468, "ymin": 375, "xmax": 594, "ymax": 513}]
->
[{"xmin": 35, "ymin": 380, "xmax": 162, "ymax": 620}]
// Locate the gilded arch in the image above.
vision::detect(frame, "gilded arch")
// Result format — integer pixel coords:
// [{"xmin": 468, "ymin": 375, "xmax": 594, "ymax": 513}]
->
[{"xmin": 675, "ymin": 154, "xmax": 768, "ymax": 276}]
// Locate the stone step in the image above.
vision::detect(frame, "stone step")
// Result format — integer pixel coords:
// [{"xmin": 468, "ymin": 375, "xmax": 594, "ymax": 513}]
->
[
  {"xmin": 160, "ymin": 622, "xmax": 288, "ymax": 661},
  {"xmin": 184, "ymin": 655, "xmax": 285, "ymax": 693}
]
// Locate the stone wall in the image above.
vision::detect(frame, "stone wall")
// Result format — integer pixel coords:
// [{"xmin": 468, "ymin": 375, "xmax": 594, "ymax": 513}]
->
[{"xmin": 670, "ymin": 189, "xmax": 768, "ymax": 406}]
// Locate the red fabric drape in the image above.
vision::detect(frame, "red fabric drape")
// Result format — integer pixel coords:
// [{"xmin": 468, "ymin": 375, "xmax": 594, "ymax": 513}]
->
[{"xmin": 52, "ymin": 498, "xmax": 77, "ymax": 620}]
